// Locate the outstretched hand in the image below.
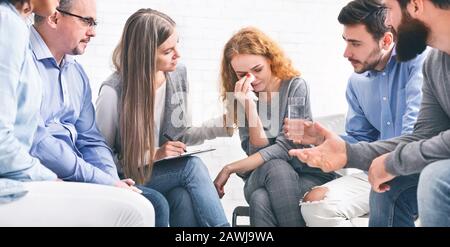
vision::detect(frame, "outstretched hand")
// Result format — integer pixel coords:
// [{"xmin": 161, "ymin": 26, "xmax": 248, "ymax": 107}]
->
[
  {"xmin": 289, "ymin": 122, "xmax": 347, "ymax": 173},
  {"xmin": 284, "ymin": 119, "xmax": 325, "ymax": 145}
]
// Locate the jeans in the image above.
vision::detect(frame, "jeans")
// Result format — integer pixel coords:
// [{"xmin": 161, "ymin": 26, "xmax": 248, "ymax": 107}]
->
[
  {"xmin": 418, "ymin": 159, "xmax": 450, "ymax": 227},
  {"xmin": 146, "ymin": 156, "xmax": 229, "ymax": 227},
  {"xmin": 243, "ymin": 159, "xmax": 335, "ymax": 227},
  {"xmin": 369, "ymin": 174, "xmax": 419, "ymax": 227},
  {"xmin": 138, "ymin": 186, "xmax": 170, "ymax": 227}
]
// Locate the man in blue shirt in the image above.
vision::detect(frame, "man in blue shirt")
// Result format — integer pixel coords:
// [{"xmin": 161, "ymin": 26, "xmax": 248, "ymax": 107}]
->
[
  {"xmin": 296, "ymin": 0, "xmax": 428, "ymax": 226},
  {"xmin": 29, "ymin": 0, "xmax": 142, "ymax": 190},
  {"xmin": 28, "ymin": 0, "xmax": 173, "ymax": 227}
]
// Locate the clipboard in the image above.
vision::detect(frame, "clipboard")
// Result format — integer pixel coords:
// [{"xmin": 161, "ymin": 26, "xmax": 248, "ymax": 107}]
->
[{"xmin": 154, "ymin": 148, "xmax": 216, "ymax": 163}]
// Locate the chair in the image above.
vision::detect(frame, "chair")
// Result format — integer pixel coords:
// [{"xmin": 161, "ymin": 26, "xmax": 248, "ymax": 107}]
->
[{"xmin": 232, "ymin": 206, "xmax": 250, "ymax": 227}]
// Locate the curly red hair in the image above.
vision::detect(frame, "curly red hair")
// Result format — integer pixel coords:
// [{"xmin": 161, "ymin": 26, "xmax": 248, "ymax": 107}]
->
[{"xmin": 220, "ymin": 27, "xmax": 300, "ymax": 126}]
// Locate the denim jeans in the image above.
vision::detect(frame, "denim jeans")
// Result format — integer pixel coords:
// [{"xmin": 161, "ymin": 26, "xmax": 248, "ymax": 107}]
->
[
  {"xmin": 145, "ymin": 156, "xmax": 229, "ymax": 227},
  {"xmin": 369, "ymin": 174, "xmax": 420, "ymax": 227},
  {"xmin": 137, "ymin": 186, "xmax": 170, "ymax": 227},
  {"xmin": 418, "ymin": 159, "xmax": 450, "ymax": 227}
]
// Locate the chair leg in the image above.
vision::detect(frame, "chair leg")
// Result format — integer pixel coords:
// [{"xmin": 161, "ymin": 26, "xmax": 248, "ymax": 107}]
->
[{"xmin": 232, "ymin": 206, "xmax": 250, "ymax": 227}]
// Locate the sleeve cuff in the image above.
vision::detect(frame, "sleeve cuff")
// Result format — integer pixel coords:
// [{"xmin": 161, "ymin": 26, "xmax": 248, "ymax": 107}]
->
[
  {"xmin": 384, "ymin": 152, "xmax": 401, "ymax": 176},
  {"xmin": 345, "ymin": 142, "xmax": 371, "ymax": 171}
]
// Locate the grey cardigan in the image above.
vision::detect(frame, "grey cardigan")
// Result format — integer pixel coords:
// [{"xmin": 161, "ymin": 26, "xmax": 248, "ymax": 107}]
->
[
  {"xmin": 238, "ymin": 77, "xmax": 324, "ymax": 174},
  {"xmin": 96, "ymin": 64, "xmax": 231, "ymax": 166}
]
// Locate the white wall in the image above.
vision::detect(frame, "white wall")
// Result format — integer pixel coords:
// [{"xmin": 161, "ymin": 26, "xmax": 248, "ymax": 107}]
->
[
  {"xmin": 77, "ymin": 0, "xmax": 353, "ymax": 222},
  {"xmin": 79, "ymin": 0, "xmax": 352, "ymax": 122}
]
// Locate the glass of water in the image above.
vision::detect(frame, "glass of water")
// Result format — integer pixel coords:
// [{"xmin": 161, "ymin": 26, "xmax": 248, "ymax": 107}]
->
[{"xmin": 287, "ymin": 97, "xmax": 306, "ymax": 141}]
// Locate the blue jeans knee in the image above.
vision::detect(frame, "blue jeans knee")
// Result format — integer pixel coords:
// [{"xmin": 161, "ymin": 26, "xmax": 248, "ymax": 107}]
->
[
  {"xmin": 418, "ymin": 159, "xmax": 450, "ymax": 226},
  {"xmin": 166, "ymin": 187, "xmax": 198, "ymax": 227},
  {"xmin": 138, "ymin": 186, "xmax": 170, "ymax": 227}
]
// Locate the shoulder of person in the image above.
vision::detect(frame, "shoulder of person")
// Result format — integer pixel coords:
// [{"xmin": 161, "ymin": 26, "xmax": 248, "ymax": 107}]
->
[
  {"xmin": 286, "ymin": 76, "xmax": 309, "ymax": 97},
  {"xmin": 420, "ymin": 48, "xmax": 447, "ymax": 78},
  {"xmin": 168, "ymin": 63, "xmax": 187, "ymax": 79},
  {"xmin": 167, "ymin": 63, "xmax": 188, "ymax": 91},
  {"xmin": 0, "ymin": 6, "xmax": 29, "ymax": 51},
  {"xmin": 400, "ymin": 46, "xmax": 432, "ymax": 68},
  {"xmin": 100, "ymin": 72, "xmax": 122, "ymax": 92},
  {"xmin": 424, "ymin": 48, "xmax": 446, "ymax": 65}
]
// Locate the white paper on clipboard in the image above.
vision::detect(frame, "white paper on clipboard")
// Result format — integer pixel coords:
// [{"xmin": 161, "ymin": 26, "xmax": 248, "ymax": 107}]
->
[{"xmin": 154, "ymin": 148, "xmax": 216, "ymax": 163}]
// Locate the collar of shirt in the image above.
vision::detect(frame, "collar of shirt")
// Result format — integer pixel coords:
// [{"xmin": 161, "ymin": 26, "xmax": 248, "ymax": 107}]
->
[
  {"xmin": 29, "ymin": 26, "xmax": 75, "ymax": 67},
  {"xmin": 365, "ymin": 47, "xmax": 397, "ymax": 78}
]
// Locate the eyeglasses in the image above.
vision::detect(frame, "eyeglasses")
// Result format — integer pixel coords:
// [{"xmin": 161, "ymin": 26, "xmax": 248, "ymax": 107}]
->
[
  {"xmin": 56, "ymin": 7, "xmax": 98, "ymax": 28},
  {"xmin": 359, "ymin": 6, "xmax": 387, "ymax": 21}
]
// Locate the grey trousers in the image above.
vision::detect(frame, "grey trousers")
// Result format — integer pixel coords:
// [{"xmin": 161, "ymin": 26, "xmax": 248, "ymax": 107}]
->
[{"xmin": 244, "ymin": 159, "xmax": 335, "ymax": 227}]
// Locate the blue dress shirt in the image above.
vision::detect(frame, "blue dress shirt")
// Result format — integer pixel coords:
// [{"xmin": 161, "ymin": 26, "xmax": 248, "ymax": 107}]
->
[
  {"xmin": 29, "ymin": 27, "xmax": 119, "ymax": 185},
  {"xmin": 0, "ymin": 2, "xmax": 56, "ymax": 182},
  {"xmin": 341, "ymin": 48, "xmax": 429, "ymax": 143}
]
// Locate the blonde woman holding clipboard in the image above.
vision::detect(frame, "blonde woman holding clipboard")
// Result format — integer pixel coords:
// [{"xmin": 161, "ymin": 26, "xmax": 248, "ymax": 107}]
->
[{"xmin": 96, "ymin": 8, "xmax": 230, "ymax": 227}]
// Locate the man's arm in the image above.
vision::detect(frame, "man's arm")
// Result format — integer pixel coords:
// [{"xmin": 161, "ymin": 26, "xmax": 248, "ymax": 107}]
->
[
  {"xmin": 74, "ymin": 70, "xmax": 119, "ymax": 180},
  {"xmin": 30, "ymin": 68, "xmax": 119, "ymax": 185},
  {"xmin": 347, "ymin": 51, "xmax": 448, "ymax": 173},
  {"xmin": 385, "ymin": 51, "xmax": 450, "ymax": 175},
  {"xmin": 31, "ymin": 118, "xmax": 117, "ymax": 185}
]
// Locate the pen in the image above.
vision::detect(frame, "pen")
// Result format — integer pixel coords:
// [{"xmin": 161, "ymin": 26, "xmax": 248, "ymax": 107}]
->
[{"xmin": 163, "ymin": 133, "xmax": 187, "ymax": 153}]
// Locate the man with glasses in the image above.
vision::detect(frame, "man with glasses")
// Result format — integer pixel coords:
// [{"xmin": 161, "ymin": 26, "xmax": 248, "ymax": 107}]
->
[
  {"xmin": 28, "ymin": 0, "xmax": 173, "ymax": 227},
  {"xmin": 56, "ymin": 7, "xmax": 98, "ymax": 28},
  {"xmin": 28, "ymin": 0, "xmax": 158, "ymax": 193},
  {"xmin": 29, "ymin": 0, "xmax": 120, "ymax": 185},
  {"xmin": 290, "ymin": 0, "xmax": 428, "ymax": 227}
]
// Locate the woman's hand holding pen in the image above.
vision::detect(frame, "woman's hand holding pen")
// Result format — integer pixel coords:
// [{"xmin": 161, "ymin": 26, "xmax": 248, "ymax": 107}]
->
[{"xmin": 155, "ymin": 141, "xmax": 187, "ymax": 160}]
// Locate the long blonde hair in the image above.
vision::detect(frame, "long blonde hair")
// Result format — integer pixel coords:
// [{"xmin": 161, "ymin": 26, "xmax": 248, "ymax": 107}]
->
[
  {"xmin": 112, "ymin": 8, "xmax": 175, "ymax": 184},
  {"xmin": 220, "ymin": 27, "xmax": 300, "ymax": 126}
]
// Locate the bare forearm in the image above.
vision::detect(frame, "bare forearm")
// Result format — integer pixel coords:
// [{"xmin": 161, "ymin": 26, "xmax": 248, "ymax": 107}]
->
[{"xmin": 226, "ymin": 153, "xmax": 265, "ymax": 174}]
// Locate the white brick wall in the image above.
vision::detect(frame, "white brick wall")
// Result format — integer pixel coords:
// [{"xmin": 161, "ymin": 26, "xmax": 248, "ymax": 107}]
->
[
  {"xmin": 76, "ymin": 0, "xmax": 353, "ymax": 223},
  {"xmin": 81, "ymin": 0, "xmax": 352, "ymax": 119}
]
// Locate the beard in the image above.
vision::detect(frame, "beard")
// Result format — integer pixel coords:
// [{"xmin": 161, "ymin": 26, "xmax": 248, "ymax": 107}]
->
[
  {"xmin": 395, "ymin": 11, "xmax": 430, "ymax": 62},
  {"xmin": 351, "ymin": 47, "xmax": 383, "ymax": 74}
]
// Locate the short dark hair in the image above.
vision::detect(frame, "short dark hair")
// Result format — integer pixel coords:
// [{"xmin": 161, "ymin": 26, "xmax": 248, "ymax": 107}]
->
[
  {"xmin": 397, "ymin": 0, "xmax": 450, "ymax": 9},
  {"xmin": 338, "ymin": 0, "xmax": 390, "ymax": 40}
]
